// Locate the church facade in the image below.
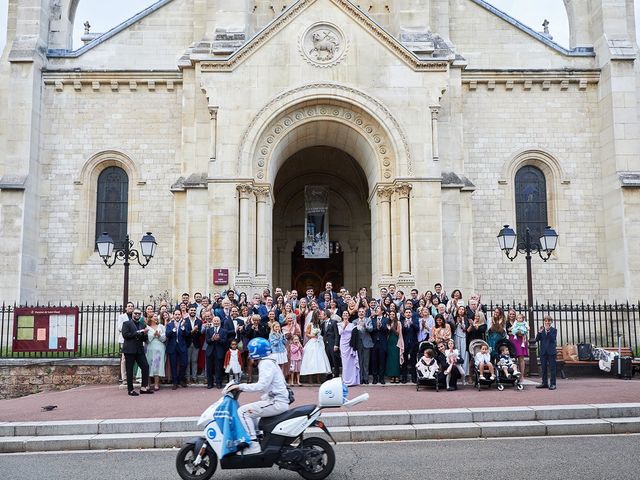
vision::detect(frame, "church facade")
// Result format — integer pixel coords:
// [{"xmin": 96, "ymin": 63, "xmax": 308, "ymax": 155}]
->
[{"xmin": 0, "ymin": 0, "xmax": 639, "ymax": 304}]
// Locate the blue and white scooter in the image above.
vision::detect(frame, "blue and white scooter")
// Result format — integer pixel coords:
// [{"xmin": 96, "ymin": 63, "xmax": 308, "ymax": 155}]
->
[{"xmin": 176, "ymin": 377, "xmax": 368, "ymax": 480}]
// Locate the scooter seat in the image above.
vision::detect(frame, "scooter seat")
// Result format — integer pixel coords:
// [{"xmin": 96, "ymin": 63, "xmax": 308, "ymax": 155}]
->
[{"xmin": 258, "ymin": 404, "xmax": 317, "ymax": 434}]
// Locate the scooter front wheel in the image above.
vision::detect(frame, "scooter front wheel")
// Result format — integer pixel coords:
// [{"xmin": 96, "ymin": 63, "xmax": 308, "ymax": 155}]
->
[
  {"xmin": 298, "ymin": 437, "xmax": 336, "ymax": 480},
  {"xmin": 176, "ymin": 443, "xmax": 218, "ymax": 480}
]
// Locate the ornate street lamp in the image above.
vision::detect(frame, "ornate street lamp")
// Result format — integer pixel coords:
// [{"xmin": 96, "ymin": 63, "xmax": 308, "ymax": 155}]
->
[
  {"xmin": 497, "ymin": 225, "xmax": 558, "ymax": 375},
  {"xmin": 96, "ymin": 232, "xmax": 157, "ymax": 307}
]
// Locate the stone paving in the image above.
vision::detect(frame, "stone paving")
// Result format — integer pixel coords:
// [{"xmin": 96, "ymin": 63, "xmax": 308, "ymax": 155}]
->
[{"xmin": 0, "ymin": 376, "xmax": 639, "ymax": 423}]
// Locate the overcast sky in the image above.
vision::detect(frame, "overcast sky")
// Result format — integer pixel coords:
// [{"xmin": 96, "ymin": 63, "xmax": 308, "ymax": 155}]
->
[{"xmin": 0, "ymin": 1, "xmax": 638, "ymax": 54}]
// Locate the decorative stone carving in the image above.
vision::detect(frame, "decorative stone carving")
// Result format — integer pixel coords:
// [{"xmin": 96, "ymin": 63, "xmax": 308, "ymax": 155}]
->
[
  {"xmin": 376, "ymin": 185, "xmax": 395, "ymax": 201},
  {"xmin": 395, "ymin": 183, "xmax": 413, "ymax": 198},
  {"xmin": 252, "ymin": 102, "xmax": 396, "ymax": 182},
  {"xmin": 235, "ymin": 82, "xmax": 412, "ymax": 177},
  {"xmin": 300, "ymin": 23, "xmax": 347, "ymax": 67},
  {"xmin": 236, "ymin": 183, "xmax": 253, "ymax": 198},
  {"xmin": 253, "ymin": 185, "xmax": 271, "ymax": 202}
]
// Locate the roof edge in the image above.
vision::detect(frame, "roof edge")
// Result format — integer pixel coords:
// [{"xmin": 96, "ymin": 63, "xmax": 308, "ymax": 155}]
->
[
  {"xmin": 47, "ymin": 0, "xmax": 175, "ymax": 58},
  {"xmin": 469, "ymin": 0, "xmax": 594, "ymax": 57}
]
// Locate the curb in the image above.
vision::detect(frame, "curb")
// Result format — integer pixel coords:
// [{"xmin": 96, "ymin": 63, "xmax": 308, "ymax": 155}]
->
[{"xmin": 0, "ymin": 403, "xmax": 639, "ymax": 453}]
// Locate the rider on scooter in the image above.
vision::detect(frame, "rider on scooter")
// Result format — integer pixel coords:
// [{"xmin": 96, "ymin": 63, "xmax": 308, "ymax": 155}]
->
[{"xmin": 227, "ymin": 337, "xmax": 289, "ymax": 455}]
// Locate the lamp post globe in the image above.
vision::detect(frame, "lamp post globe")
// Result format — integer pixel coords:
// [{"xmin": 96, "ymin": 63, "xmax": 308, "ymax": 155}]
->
[
  {"xmin": 497, "ymin": 225, "xmax": 517, "ymax": 252},
  {"xmin": 96, "ymin": 232, "xmax": 114, "ymax": 260},
  {"xmin": 139, "ymin": 232, "xmax": 157, "ymax": 261},
  {"xmin": 539, "ymin": 226, "xmax": 559, "ymax": 254}
]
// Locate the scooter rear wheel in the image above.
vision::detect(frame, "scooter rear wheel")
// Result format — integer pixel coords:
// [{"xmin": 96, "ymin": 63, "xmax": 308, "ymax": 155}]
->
[
  {"xmin": 298, "ymin": 437, "xmax": 336, "ymax": 480},
  {"xmin": 176, "ymin": 443, "xmax": 218, "ymax": 480}
]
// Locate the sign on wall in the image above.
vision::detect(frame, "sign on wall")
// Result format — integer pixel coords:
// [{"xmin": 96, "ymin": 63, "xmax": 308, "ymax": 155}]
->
[
  {"xmin": 213, "ymin": 268, "xmax": 229, "ymax": 285},
  {"xmin": 12, "ymin": 307, "xmax": 79, "ymax": 353},
  {"xmin": 303, "ymin": 185, "xmax": 330, "ymax": 259}
]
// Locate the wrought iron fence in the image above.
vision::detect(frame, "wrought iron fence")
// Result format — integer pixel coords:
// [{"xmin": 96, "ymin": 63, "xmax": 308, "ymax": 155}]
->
[
  {"xmin": 1, "ymin": 300, "xmax": 639, "ymax": 358},
  {"xmin": 487, "ymin": 301, "xmax": 640, "ymax": 354},
  {"xmin": 0, "ymin": 301, "xmax": 160, "ymax": 359}
]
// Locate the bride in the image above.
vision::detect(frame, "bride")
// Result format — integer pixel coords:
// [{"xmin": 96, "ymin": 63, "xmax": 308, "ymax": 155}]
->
[{"xmin": 300, "ymin": 310, "xmax": 331, "ymax": 384}]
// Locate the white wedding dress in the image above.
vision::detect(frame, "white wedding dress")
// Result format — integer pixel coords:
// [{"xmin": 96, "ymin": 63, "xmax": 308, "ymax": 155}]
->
[{"xmin": 300, "ymin": 327, "xmax": 331, "ymax": 376}]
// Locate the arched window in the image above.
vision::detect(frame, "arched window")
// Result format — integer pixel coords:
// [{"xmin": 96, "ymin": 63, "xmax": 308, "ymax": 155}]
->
[
  {"xmin": 515, "ymin": 165, "xmax": 548, "ymax": 245},
  {"xmin": 96, "ymin": 166, "xmax": 128, "ymax": 248}
]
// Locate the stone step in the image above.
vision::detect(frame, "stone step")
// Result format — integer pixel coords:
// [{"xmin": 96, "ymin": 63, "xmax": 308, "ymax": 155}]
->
[
  {"xmin": 1, "ymin": 403, "xmax": 638, "ymax": 438},
  {"xmin": 0, "ymin": 418, "xmax": 639, "ymax": 453}
]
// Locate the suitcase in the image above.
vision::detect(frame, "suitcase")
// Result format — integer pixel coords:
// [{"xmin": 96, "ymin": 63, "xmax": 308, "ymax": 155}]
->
[
  {"xmin": 577, "ymin": 343, "xmax": 593, "ymax": 361},
  {"xmin": 614, "ymin": 356, "xmax": 633, "ymax": 379}
]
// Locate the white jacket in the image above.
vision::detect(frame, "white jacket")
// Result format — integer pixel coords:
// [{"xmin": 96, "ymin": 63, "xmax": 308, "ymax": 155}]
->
[{"xmin": 239, "ymin": 355, "xmax": 289, "ymax": 404}]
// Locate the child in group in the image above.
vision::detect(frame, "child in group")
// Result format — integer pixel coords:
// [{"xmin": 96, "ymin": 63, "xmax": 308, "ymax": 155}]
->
[
  {"xmin": 288, "ymin": 335, "xmax": 304, "ymax": 386},
  {"xmin": 224, "ymin": 339, "xmax": 243, "ymax": 384},
  {"xmin": 444, "ymin": 339, "xmax": 465, "ymax": 376},
  {"xmin": 269, "ymin": 323, "xmax": 288, "ymax": 374},
  {"xmin": 497, "ymin": 344, "xmax": 521, "ymax": 379},
  {"xmin": 475, "ymin": 344, "xmax": 495, "ymax": 380},
  {"xmin": 511, "ymin": 313, "xmax": 529, "ymax": 348},
  {"xmin": 416, "ymin": 348, "xmax": 439, "ymax": 380}
]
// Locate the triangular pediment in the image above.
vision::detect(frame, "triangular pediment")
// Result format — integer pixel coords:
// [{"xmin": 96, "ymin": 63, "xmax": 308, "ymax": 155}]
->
[{"xmin": 189, "ymin": 0, "xmax": 451, "ymax": 72}]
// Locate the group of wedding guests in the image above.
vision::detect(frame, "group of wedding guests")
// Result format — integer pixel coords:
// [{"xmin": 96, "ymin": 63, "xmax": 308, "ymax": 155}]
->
[{"xmin": 117, "ymin": 282, "xmax": 535, "ymax": 394}]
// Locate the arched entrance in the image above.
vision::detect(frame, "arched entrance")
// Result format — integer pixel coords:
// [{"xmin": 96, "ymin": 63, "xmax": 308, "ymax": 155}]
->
[
  {"xmin": 272, "ymin": 146, "xmax": 371, "ymax": 293},
  {"xmin": 233, "ymin": 86, "xmax": 421, "ymax": 294}
]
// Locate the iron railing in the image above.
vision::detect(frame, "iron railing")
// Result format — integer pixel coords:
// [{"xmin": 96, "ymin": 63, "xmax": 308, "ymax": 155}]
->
[
  {"xmin": 1, "ymin": 300, "xmax": 639, "ymax": 358},
  {"xmin": 0, "ymin": 302, "xmax": 160, "ymax": 359},
  {"xmin": 486, "ymin": 301, "xmax": 640, "ymax": 354}
]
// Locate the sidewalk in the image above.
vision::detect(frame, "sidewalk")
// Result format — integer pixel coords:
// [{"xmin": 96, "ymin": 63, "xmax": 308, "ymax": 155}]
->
[{"xmin": 1, "ymin": 377, "xmax": 639, "ymax": 422}]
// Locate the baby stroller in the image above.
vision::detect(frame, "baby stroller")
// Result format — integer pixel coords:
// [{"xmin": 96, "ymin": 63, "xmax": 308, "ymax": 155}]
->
[
  {"xmin": 416, "ymin": 341, "xmax": 439, "ymax": 392},
  {"xmin": 493, "ymin": 338, "xmax": 524, "ymax": 391},
  {"xmin": 469, "ymin": 339, "xmax": 496, "ymax": 391}
]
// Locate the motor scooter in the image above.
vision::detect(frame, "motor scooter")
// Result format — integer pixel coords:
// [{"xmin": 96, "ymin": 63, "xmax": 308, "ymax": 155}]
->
[{"xmin": 176, "ymin": 377, "xmax": 368, "ymax": 480}]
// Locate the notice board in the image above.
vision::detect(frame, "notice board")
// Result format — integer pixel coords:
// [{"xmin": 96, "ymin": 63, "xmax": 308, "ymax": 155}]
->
[{"xmin": 12, "ymin": 307, "xmax": 79, "ymax": 352}]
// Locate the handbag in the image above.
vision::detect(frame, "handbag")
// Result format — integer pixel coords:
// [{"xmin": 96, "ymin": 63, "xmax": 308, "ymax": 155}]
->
[
  {"xmin": 577, "ymin": 343, "xmax": 593, "ymax": 361},
  {"xmin": 349, "ymin": 326, "xmax": 360, "ymax": 350}
]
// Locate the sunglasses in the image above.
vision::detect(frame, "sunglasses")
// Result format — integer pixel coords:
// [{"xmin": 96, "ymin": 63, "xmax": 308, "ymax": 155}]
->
[{"xmin": 133, "ymin": 312, "xmax": 142, "ymax": 316}]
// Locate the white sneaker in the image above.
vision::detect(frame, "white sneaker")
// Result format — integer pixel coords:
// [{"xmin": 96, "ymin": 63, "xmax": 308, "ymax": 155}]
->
[{"xmin": 244, "ymin": 442, "xmax": 261, "ymax": 455}]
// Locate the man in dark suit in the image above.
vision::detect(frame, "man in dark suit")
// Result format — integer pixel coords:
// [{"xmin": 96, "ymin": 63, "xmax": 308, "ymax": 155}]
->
[
  {"xmin": 535, "ymin": 315, "xmax": 558, "ymax": 390},
  {"xmin": 121, "ymin": 308, "xmax": 153, "ymax": 396},
  {"xmin": 400, "ymin": 307, "xmax": 420, "ymax": 383},
  {"xmin": 223, "ymin": 305, "xmax": 245, "ymax": 347},
  {"xmin": 370, "ymin": 307, "xmax": 388, "ymax": 384},
  {"xmin": 187, "ymin": 307, "xmax": 203, "ymax": 383},
  {"xmin": 320, "ymin": 309, "xmax": 340, "ymax": 379},
  {"xmin": 205, "ymin": 316, "xmax": 227, "ymax": 388},
  {"xmin": 166, "ymin": 309, "xmax": 192, "ymax": 389}
]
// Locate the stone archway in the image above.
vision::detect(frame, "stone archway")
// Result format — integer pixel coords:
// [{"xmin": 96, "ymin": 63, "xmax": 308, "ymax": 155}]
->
[{"xmin": 234, "ymin": 89, "xmax": 409, "ymax": 292}]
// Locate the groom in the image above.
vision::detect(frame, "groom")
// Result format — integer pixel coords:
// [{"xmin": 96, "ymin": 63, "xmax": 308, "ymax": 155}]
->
[{"xmin": 320, "ymin": 309, "xmax": 340, "ymax": 379}]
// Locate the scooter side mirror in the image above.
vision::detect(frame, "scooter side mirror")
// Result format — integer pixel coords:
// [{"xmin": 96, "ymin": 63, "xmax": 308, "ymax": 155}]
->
[{"xmin": 342, "ymin": 393, "xmax": 369, "ymax": 408}]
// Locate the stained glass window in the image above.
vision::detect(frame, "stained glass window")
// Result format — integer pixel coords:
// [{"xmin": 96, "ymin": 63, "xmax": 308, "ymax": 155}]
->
[
  {"xmin": 96, "ymin": 167, "xmax": 128, "ymax": 248},
  {"xmin": 515, "ymin": 166, "xmax": 548, "ymax": 245}
]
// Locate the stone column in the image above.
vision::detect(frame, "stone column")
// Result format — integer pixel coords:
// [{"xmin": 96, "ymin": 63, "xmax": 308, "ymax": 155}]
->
[
  {"xmin": 430, "ymin": 106, "xmax": 440, "ymax": 161},
  {"xmin": 254, "ymin": 186, "xmax": 271, "ymax": 279},
  {"xmin": 208, "ymin": 106, "xmax": 218, "ymax": 161},
  {"xmin": 376, "ymin": 186, "xmax": 394, "ymax": 277},
  {"xmin": 396, "ymin": 183, "xmax": 413, "ymax": 277},
  {"xmin": 236, "ymin": 184, "xmax": 253, "ymax": 276}
]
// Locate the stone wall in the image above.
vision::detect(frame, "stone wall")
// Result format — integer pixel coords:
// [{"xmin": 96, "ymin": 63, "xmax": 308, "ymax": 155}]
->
[
  {"xmin": 462, "ymin": 80, "xmax": 607, "ymax": 302},
  {"xmin": 36, "ymin": 79, "xmax": 182, "ymax": 304},
  {"xmin": 0, "ymin": 359, "xmax": 119, "ymax": 400}
]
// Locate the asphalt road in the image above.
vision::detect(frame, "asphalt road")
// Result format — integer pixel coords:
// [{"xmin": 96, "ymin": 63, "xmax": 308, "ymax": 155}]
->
[{"xmin": 1, "ymin": 435, "xmax": 638, "ymax": 480}]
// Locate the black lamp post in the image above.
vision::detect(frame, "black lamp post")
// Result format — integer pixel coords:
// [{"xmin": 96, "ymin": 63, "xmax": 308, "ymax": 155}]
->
[
  {"xmin": 96, "ymin": 232, "xmax": 157, "ymax": 307},
  {"xmin": 497, "ymin": 225, "xmax": 558, "ymax": 375}
]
